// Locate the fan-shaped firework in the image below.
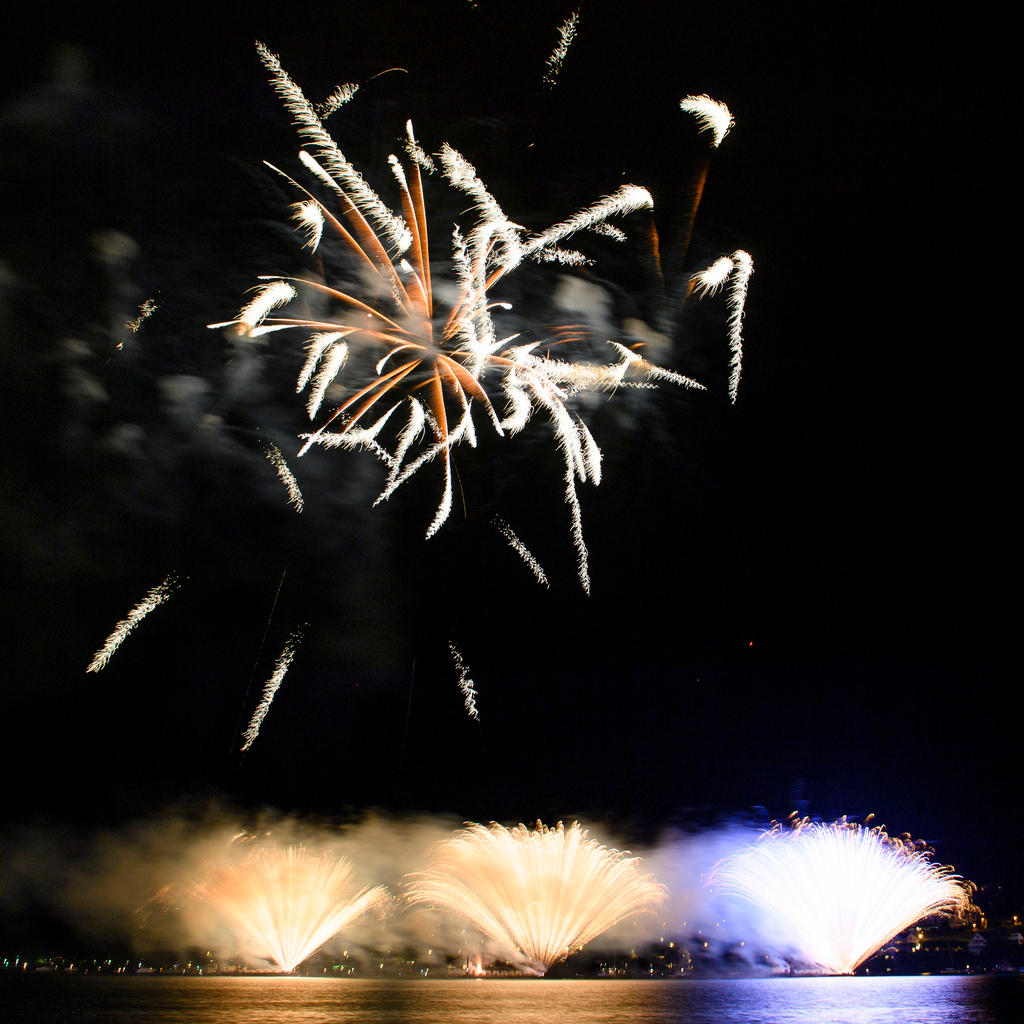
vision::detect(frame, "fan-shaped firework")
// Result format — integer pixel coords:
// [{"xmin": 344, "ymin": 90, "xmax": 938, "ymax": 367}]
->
[
  {"xmin": 712, "ymin": 818, "xmax": 974, "ymax": 975},
  {"xmin": 210, "ymin": 44, "xmax": 712, "ymax": 592},
  {"xmin": 404, "ymin": 820, "xmax": 666, "ymax": 974},
  {"xmin": 189, "ymin": 841, "xmax": 387, "ymax": 972}
]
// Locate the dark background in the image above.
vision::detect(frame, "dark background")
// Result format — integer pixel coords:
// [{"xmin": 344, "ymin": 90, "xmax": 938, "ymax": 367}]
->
[{"xmin": 1, "ymin": 0, "xmax": 1011, "ymax": 936}]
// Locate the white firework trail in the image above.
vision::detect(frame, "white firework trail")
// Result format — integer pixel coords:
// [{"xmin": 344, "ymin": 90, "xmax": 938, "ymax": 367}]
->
[
  {"xmin": 316, "ymin": 82, "xmax": 359, "ymax": 119},
  {"xmin": 240, "ymin": 627, "xmax": 305, "ymax": 752},
  {"xmin": 209, "ymin": 280, "xmax": 296, "ymax": 337},
  {"xmin": 679, "ymin": 94, "xmax": 735, "ymax": 148},
  {"xmin": 542, "ymin": 9, "xmax": 580, "ymax": 88},
  {"xmin": 85, "ymin": 574, "xmax": 182, "ymax": 673},
  {"xmin": 263, "ymin": 442, "xmax": 304, "ymax": 512},
  {"xmin": 725, "ymin": 251, "xmax": 753, "ymax": 404},
  {"xmin": 494, "ymin": 517, "xmax": 549, "ymax": 588},
  {"xmin": 449, "ymin": 642, "xmax": 479, "ymax": 721},
  {"xmin": 255, "ymin": 42, "xmax": 411, "ymax": 254},
  {"xmin": 690, "ymin": 256, "xmax": 734, "ymax": 298},
  {"xmin": 691, "ymin": 250, "xmax": 753, "ymax": 403},
  {"xmin": 290, "ymin": 200, "xmax": 325, "ymax": 251}
]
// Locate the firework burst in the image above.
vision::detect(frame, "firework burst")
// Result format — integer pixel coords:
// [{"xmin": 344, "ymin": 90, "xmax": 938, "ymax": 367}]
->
[
  {"xmin": 211, "ymin": 44, "xmax": 709, "ymax": 592},
  {"xmin": 405, "ymin": 820, "xmax": 666, "ymax": 974},
  {"xmin": 188, "ymin": 840, "xmax": 388, "ymax": 973},
  {"xmin": 712, "ymin": 817, "xmax": 975, "ymax": 975}
]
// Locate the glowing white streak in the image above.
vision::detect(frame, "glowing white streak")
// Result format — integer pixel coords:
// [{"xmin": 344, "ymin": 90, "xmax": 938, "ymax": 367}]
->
[
  {"xmin": 190, "ymin": 843, "xmax": 387, "ymax": 973},
  {"xmin": 690, "ymin": 251, "xmax": 753, "ymax": 402},
  {"xmin": 564, "ymin": 459, "xmax": 590, "ymax": 594},
  {"xmin": 690, "ymin": 256, "xmax": 734, "ymax": 298},
  {"xmin": 542, "ymin": 9, "xmax": 580, "ymax": 88},
  {"xmin": 263, "ymin": 443, "xmax": 304, "ymax": 512},
  {"xmin": 500, "ymin": 374, "xmax": 533, "ymax": 434},
  {"xmin": 494, "ymin": 517, "xmax": 549, "ymax": 588},
  {"xmin": 240, "ymin": 628, "xmax": 304, "ymax": 751},
  {"xmin": 85, "ymin": 574, "xmax": 181, "ymax": 672},
  {"xmin": 589, "ymin": 222, "xmax": 627, "ymax": 242},
  {"xmin": 290, "ymin": 201, "xmax": 324, "ymax": 251},
  {"xmin": 299, "ymin": 425, "xmax": 397, "ymax": 468},
  {"xmin": 438, "ymin": 144, "xmax": 509, "ymax": 228},
  {"xmin": 449, "ymin": 642, "xmax": 479, "ymax": 720},
  {"xmin": 523, "ymin": 185, "xmax": 653, "ymax": 257},
  {"xmin": 534, "ymin": 247, "xmax": 591, "ymax": 267},
  {"xmin": 306, "ymin": 341, "xmax": 350, "ymax": 419},
  {"xmin": 679, "ymin": 93, "xmax": 734, "ymax": 147},
  {"xmin": 208, "ymin": 280, "xmax": 296, "ymax": 336},
  {"xmin": 369, "ymin": 408, "xmax": 473, "ymax": 526},
  {"xmin": 607, "ymin": 342, "xmax": 707, "ymax": 392},
  {"xmin": 725, "ymin": 250, "xmax": 753, "ymax": 404},
  {"xmin": 256, "ymin": 42, "xmax": 410, "ymax": 253},
  {"xmin": 404, "ymin": 120, "xmax": 436, "ymax": 173},
  {"xmin": 406, "ymin": 822, "xmax": 666, "ymax": 974},
  {"xmin": 386, "ymin": 398, "xmax": 426, "ymax": 489},
  {"xmin": 578, "ymin": 417, "xmax": 602, "ymax": 483},
  {"xmin": 316, "ymin": 82, "xmax": 359, "ymax": 119},
  {"xmin": 296, "ymin": 332, "xmax": 343, "ymax": 392},
  {"xmin": 714, "ymin": 820, "xmax": 974, "ymax": 975}
]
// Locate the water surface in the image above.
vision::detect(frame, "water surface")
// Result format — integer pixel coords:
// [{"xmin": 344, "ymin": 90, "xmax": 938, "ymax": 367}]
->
[{"xmin": 2, "ymin": 974, "xmax": 1021, "ymax": 1023}]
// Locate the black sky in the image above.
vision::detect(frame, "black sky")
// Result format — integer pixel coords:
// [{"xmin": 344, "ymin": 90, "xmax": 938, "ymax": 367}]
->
[{"xmin": 1, "ymin": 0, "xmax": 1011, "ymax": 913}]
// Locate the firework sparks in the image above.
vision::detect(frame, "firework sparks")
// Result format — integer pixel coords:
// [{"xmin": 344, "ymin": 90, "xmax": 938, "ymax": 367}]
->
[
  {"xmin": 712, "ymin": 818, "xmax": 974, "ymax": 975},
  {"xmin": 85, "ymin": 574, "xmax": 182, "ymax": 673},
  {"xmin": 405, "ymin": 821, "xmax": 666, "ymax": 974},
  {"xmin": 240, "ymin": 627, "xmax": 305, "ymax": 752},
  {"xmin": 210, "ymin": 45, "xmax": 709, "ymax": 592},
  {"xmin": 691, "ymin": 250, "xmax": 753, "ymax": 403},
  {"xmin": 263, "ymin": 442, "xmax": 304, "ymax": 512},
  {"xmin": 189, "ymin": 840, "xmax": 387, "ymax": 972},
  {"xmin": 316, "ymin": 82, "xmax": 359, "ymax": 119},
  {"xmin": 125, "ymin": 297, "xmax": 158, "ymax": 333},
  {"xmin": 494, "ymin": 516, "xmax": 549, "ymax": 587},
  {"xmin": 542, "ymin": 9, "xmax": 580, "ymax": 88},
  {"xmin": 679, "ymin": 94, "xmax": 735, "ymax": 148},
  {"xmin": 449, "ymin": 642, "xmax": 479, "ymax": 721}
]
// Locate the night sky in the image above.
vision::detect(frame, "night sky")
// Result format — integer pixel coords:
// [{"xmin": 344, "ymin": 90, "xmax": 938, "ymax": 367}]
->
[{"xmin": 1, "ymin": 0, "xmax": 1011, "ymax": 939}]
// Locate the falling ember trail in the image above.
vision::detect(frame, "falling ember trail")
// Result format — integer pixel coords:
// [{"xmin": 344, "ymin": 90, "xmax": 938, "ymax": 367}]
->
[
  {"xmin": 690, "ymin": 250, "xmax": 753, "ymax": 403},
  {"xmin": 240, "ymin": 626, "xmax": 306, "ymax": 752},
  {"xmin": 542, "ymin": 9, "xmax": 580, "ymax": 89},
  {"xmin": 263, "ymin": 442, "xmax": 304, "ymax": 512},
  {"xmin": 125, "ymin": 297, "xmax": 158, "ymax": 333},
  {"xmin": 86, "ymin": 573, "xmax": 182, "ymax": 673},
  {"xmin": 449, "ymin": 642, "xmax": 479, "ymax": 720},
  {"xmin": 494, "ymin": 516, "xmax": 549, "ymax": 587},
  {"xmin": 713, "ymin": 818, "xmax": 975, "ymax": 974},
  {"xmin": 405, "ymin": 821, "xmax": 666, "ymax": 974}
]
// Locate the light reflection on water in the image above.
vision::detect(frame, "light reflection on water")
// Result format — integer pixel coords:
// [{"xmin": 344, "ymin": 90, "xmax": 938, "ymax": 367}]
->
[{"xmin": 2, "ymin": 975, "xmax": 1021, "ymax": 1023}]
